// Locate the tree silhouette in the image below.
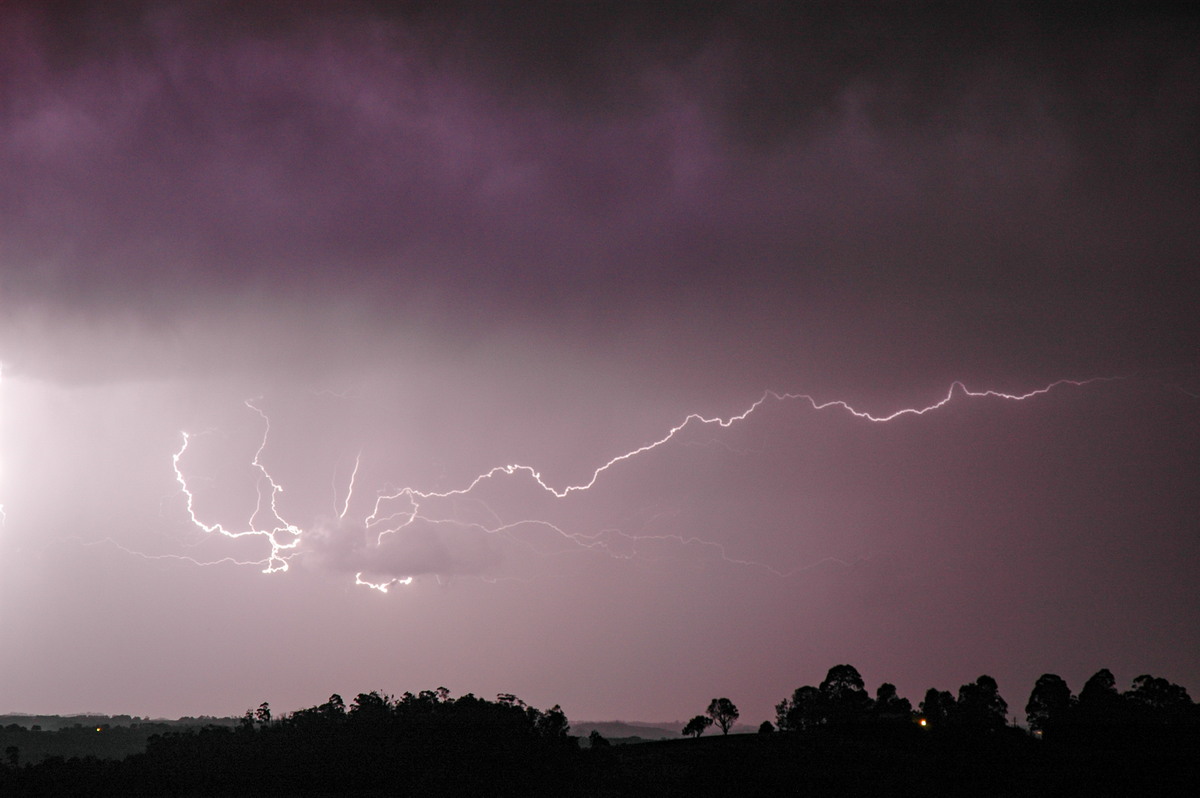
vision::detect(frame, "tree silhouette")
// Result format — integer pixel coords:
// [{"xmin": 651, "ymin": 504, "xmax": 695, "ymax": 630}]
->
[
  {"xmin": 1075, "ymin": 668, "xmax": 1123, "ymax": 732},
  {"xmin": 819, "ymin": 665, "xmax": 872, "ymax": 726},
  {"xmin": 706, "ymin": 698, "xmax": 739, "ymax": 735},
  {"xmin": 349, "ymin": 691, "xmax": 394, "ymax": 723},
  {"xmin": 683, "ymin": 715, "xmax": 713, "ymax": 738},
  {"xmin": 776, "ymin": 685, "xmax": 822, "ymax": 731},
  {"xmin": 532, "ymin": 704, "xmax": 570, "ymax": 740},
  {"xmin": 1025, "ymin": 674, "xmax": 1073, "ymax": 736},
  {"xmin": 957, "ymin": 675, "xmax": 1008, "ymax": 733},
  {"xmin": 873, "ymin": 682, "xmax": 913, "ymax": 723},
  {"xmin": 920, "ymin": 688, "xmax": 956, "ymax": 728},
  {"xmin": 319, "ymin": 694, "xmax": 345, "ymax": 720},
  {"xmin": 1079, "ymin": 669, "xmax": 1118, "ymax": 708},
  {"xmin": 1125, "ymin": 674, "xmax": 1193, "ymax": 725}
]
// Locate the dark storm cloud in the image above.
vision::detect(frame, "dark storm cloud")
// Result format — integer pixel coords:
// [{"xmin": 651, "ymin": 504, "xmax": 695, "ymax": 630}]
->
[{"xmin": 3, "ymin": 1, "xmax": 1197, "ymax": 385}]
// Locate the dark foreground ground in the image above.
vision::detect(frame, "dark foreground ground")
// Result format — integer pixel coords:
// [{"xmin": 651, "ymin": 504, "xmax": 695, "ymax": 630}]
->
[
  {"xmin": 575, "ymin": 727, "xmax": 1198, "ymax": 797},
  {"xmin": 2, "ymin": 724, "xmax": 1196, "ymax": 797}
]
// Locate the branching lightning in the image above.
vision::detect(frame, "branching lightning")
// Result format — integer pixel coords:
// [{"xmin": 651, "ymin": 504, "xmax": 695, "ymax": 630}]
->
[
  {"xmin": 173, "ymin": 400, "xmax": 302, "ymax": 573},
  {"xmin": 169, "ymin": 376, "xmax": 1123, "ymax": 590}
]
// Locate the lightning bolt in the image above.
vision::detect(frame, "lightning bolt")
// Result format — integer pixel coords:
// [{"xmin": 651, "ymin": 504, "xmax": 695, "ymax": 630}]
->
[
  {"xmin": 355, "ymin": 572, "xmax": 412, "ymax": 593},
  {"xmin": 173, "ymin": 399, "xmax": 302, "ymax": 573},
  {"xmin": 339, "ymin": 453, "xmax": 361, "ymax": 520},
  {"xmin": 84, "ymin": 537, "xmax": 276, "ymax": 570},
  {"xmin": 361, "ymin": 377, "xmax": 1122, "ymax": 540},
  {"xmin": 170, "ymin": 376, "xmax": 1124, "ymax": 589},
  {"xmin": 379, "ymin": 377, "xmax": 1122, "ymax": 506}
]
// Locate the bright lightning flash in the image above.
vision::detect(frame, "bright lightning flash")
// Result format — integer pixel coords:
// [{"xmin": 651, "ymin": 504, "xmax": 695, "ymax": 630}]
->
[
  {"xmin": 173, "ymin": 400, "xmax": 302, "ymax": 573},
  {"xmin": 355, "ymin": 573, "xmax": 413, "ymax": 593},
  {"xmin": 170, "ymin": 377, "xmax": 1121, "ymax": 590}
]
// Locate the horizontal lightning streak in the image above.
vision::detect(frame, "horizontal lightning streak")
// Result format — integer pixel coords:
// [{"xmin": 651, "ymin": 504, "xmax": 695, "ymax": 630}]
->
[
  {"xmin": 355, "ymin": 572, "xmax": 413, "ymax": 593},
  {"xmin": 87, "ymin": 537, "xmax": 272, "ymax": 569},
  {"xmin": 371, "ymin": 376, "xmax": 1119, "ymax": 510},
  {"xmin": 481, "ymin": 518, "xmax": 861, "ymax": 578},
  {"xmin": 170, "ymin": 376, "xmax": 1122, "ymax": 589}
]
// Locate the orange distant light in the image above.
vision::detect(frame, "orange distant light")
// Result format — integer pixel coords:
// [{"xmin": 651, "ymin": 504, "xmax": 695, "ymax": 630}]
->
[{"xmin": 919, "ymin": 719, "xmax": 927, "ymax": 727}]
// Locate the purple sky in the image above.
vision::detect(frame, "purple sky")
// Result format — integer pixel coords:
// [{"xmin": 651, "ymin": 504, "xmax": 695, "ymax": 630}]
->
[{"xmin": 1, "ymin": 2, "xmax": 1198, "ymax": 725}]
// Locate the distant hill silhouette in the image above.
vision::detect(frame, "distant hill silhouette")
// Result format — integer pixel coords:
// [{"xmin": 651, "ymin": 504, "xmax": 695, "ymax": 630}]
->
[
  {"xmin": 0, "ymin": 714, "xmax": 237, "ymax": 732},
  {"xmin": 571, "ymin": 721, "xmax": 681, "ymax": 742}
]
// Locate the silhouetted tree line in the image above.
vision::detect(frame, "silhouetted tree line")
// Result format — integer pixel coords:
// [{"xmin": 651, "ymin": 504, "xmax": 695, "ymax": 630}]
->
[
  {"xmin": 1, "ymin": 669, "xmax": 1196, "ymax": 795},
  {"xmin": 1026, "ymin": 669, "xmax": 1198, "ymax": 742},
  {"xmin": 773, "ymin": 664, "xmax": 1198, "ymax": 741},
  {"xmin": 0, "ymin": 721, "xmax": 182, "ymax": 768},
  {"xmin": 0, "ymin": 688, "xmax": 576, "ymax": 796}
]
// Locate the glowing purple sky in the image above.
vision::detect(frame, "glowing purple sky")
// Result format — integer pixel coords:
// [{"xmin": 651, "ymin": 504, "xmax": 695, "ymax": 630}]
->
[{"xmin": 2, "ymin": 3, "xmax": 1198, "ymax": 725}]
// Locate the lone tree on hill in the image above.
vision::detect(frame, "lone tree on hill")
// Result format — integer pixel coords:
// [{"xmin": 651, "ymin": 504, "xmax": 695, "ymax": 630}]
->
[
  {"xmin": 707, "ymin": 697, "xmax": 740, "ymax": 735},
  {"xmin": 683, "ymin": 714, "xmax": 713, "ymax": 738}
]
